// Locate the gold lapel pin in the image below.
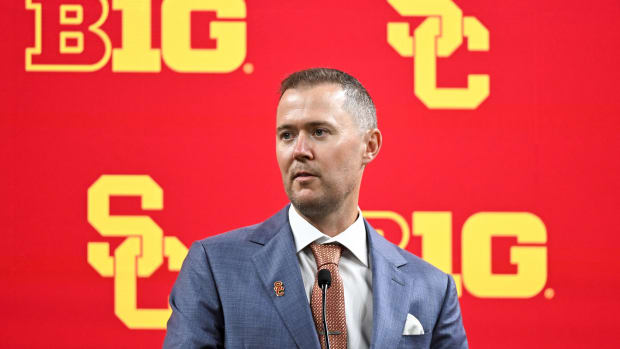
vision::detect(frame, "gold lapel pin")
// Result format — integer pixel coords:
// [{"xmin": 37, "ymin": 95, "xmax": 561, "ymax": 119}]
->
[{"xmin": 273, "ymin": 281, "xmax": 285, "ymax": 296}]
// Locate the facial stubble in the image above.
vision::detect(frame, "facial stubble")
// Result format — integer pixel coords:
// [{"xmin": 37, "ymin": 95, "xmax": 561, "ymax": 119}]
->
[{"xmin": 286, "ymin": 175, "xmax": 357, "ymax": 220}]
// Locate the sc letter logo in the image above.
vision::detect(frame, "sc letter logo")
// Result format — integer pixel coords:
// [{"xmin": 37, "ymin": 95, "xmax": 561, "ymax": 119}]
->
[{"xmin": 387, "ymin": 0, "xmax": 490, "ymax": 109}]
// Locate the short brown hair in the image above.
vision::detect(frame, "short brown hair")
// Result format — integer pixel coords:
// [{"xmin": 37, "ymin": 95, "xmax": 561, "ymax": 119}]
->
[{"xmin": 279, "ymin": 68, "xmax": 377, "ymax": 130}]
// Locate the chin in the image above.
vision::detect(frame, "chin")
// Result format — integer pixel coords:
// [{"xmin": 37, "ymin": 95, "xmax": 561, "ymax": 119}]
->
[
  {"xmin": 290, "ymin": 194, "xmax": 334, "ymax": 218},
  {"xmin": 289, "ymin": 187, "xmax": 318, "ymax": 203},
  {"xmin": 291, "ymin": 195, "xmax": 319, "ymax": 209}
]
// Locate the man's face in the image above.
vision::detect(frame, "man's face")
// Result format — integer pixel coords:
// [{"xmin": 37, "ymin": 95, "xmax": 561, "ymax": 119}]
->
[{"xmin": 276, "ymin": 83, "xmax": 366, "ymax": 217}]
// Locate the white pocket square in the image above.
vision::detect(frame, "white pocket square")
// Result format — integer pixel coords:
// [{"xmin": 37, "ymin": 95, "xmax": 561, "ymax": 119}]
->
[{"xmin": 402, "ymin": 313, "xmax": 425, "ymax": 335}]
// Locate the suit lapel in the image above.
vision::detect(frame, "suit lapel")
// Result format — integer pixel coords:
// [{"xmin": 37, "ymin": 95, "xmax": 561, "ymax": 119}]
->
[
  {"xmin": 250, "ymin": 207, "xmax": 320, "ymax": 349},
  {"xmin": 366, "ymin": 221, "xmax": 411, "ymax": 349}
]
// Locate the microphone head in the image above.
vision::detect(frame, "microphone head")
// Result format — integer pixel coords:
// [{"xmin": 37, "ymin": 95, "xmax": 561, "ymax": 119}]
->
[{"xmin": 318, "ymin": 269, "xmax": 332, "ymax": 288}]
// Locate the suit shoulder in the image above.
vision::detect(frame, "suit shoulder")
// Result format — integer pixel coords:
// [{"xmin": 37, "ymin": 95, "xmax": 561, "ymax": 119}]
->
[
  {"xmin": 367, "ymin": 222, "xmax": 448, "ymax": 281},
  {"xmin": 195, "ymin": 206, "xmax": 289, "ymax": 249},
  {"xmin": 398, "ymin": 247, "xmax": 444, "ymax": 275},
  {"xmin": 396, "ymin": 247, "xmax": 452, "ymax": 290},
  {"xmin": 369, "ymin": 227, "xmax": 451, "ymax": 290},
  {"xmin": 196, "ymin": 223, "xmax": 260, "ymax": 245}
]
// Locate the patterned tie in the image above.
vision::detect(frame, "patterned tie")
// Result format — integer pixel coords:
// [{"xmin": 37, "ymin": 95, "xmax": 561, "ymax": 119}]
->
[{"xmin": 310, "ymin": 243, "xmax": 348, "ymax": 349}]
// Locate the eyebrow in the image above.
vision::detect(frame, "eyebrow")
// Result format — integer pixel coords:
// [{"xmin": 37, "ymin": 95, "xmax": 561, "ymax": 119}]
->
[{"xmin": 276, "ymin": 121, "xmax": 336, "ymax": 133}]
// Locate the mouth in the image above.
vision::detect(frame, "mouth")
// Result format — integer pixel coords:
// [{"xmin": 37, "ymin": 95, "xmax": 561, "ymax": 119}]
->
[{"xmin": 292, "ymin": 171, "xmax": 318, "ymax": 181}]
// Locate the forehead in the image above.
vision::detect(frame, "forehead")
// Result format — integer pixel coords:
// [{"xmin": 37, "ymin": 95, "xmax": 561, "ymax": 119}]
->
[{"xmin": 276, "ymin": 84, "xmax": 352, "ymax": 127}]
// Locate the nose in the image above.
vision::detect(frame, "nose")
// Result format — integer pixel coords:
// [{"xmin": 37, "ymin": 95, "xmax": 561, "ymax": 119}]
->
[{"xmin": 293, "ymin": 132, "xmax": 314, "ymax": 161}]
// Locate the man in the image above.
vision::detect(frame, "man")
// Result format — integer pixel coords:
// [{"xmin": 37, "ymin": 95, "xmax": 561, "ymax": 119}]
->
[{"xmin": 163, "ymin": 68, "xmax": 468, "ymax": 348}]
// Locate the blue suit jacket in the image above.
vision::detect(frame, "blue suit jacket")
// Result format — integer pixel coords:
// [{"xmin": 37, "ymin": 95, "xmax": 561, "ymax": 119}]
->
[{"xmin": 163, "ymin": 206, "xmax": 468, "ymax": 348}]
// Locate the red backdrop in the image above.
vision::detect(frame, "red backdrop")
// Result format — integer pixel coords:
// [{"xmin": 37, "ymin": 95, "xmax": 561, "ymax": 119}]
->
[{"xmin": 3, "ymin": 0, "xmax": 620, "ymax": 347}]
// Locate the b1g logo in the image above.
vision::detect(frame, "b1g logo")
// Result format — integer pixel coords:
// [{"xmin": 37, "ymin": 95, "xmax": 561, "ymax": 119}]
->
[
  {"xmin": 387, "ymin": 0, "xmax": 490, "ymax": 109},
  {"xmin": 365, "ymin": 211, "xmax": 548, "ymax": 298},
  {"xmin": 25, "ymin": 0, "xmax": 247, "ymax": 72}
]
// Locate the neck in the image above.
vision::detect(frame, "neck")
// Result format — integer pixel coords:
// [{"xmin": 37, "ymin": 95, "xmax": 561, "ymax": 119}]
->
[{"xmin": 296, "ymin": 198, "xmax": 360, "ymax": 238}]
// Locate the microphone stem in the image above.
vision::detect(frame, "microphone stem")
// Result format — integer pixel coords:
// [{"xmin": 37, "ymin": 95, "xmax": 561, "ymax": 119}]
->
[{"xmin": 321, "ymin": 284, "xmax": 330, "ymax": 349}]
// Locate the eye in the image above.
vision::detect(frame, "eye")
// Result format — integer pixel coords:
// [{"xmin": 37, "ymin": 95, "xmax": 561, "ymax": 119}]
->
[
  {"xmin": 313, "ymin": 128, "xmax": 327, "ymax": 137},
  {"xmin": 280, "ymin": 131, "xmax": 292, "ymax": 140}
]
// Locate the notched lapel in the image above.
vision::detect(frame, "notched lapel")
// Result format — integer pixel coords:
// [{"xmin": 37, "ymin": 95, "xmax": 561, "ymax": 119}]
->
[
  {"xmin": 251, "ymin": 221, "xmax": 320, "ymax": 349},
  {"xmin": 366, "ymin": 222, "xmax": 412, "ymax": 349}
]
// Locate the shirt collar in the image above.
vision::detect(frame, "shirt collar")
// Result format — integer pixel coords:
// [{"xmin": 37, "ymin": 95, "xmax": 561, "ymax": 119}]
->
[{"xmin": 288, "ymin": 204, "xmax": 368, "ymax": 267}]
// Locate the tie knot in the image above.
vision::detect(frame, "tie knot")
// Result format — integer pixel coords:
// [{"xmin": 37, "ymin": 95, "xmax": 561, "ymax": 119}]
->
[{"xmin": 310, "ymin": 242, "xmax": 342, "ymax": 269}]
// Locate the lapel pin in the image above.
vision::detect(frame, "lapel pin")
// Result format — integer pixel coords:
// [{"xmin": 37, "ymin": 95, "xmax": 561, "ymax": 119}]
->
[{"xmin": 273, "ymin": 281, "xmax": 285, "ymax": 296}]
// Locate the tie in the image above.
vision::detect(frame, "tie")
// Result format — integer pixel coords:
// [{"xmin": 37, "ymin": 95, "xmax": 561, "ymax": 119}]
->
[{"xmin": 310, "ymin": 243, "xmax": 348, "ymax": 349}]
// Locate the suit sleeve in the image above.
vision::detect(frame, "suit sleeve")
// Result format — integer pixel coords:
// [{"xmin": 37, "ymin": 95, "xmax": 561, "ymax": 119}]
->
[
  {"xmin": 430, "ymin": 274, "xmax": 469, "ymax": 349},
  {"xmin": 163, "ymin": 241, "xmax": 225, "ymax": 349}
]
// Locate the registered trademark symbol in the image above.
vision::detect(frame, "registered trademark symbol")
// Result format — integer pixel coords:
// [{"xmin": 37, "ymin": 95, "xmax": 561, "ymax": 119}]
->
[
  {"xmin": 243, "ymin": 62, "xmax": 254, "ymax": 74},
  {"xmin": 544, "ymin": 288, "xmax": 555, "ymax": 299}
]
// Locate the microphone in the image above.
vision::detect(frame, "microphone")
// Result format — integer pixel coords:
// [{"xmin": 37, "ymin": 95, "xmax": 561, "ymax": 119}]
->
[
  {"xmin": 318, "ymin": 269, "xmax": 331, "ymax": 288},
  {"xmin": 318, "ymin": 269, "xmax": 332, "ymax": 349}
]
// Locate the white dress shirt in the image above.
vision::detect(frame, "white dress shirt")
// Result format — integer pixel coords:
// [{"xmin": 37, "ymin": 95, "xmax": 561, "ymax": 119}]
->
[{"xmin": 288, "ymin": 205, "xmax": 373, "ymax": 349}]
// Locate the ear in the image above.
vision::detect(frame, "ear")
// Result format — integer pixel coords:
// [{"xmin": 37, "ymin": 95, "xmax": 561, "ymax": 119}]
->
[{"xmin": 362, "ymin": 128, "xmax": 382, "ymax": 165}]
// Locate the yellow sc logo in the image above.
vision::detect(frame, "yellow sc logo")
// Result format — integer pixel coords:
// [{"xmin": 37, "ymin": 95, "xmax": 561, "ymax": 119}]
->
[
  {"xmin": 387, "ymin": 0, "xmax": 490, "ymax": 109},
  {"xmin": 87, "ymin": 175, "xmax": 188, "ymax": 329},
  {"xmin": 26, "ymin": 0, "xmax": 246, "ymax": 72}
]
